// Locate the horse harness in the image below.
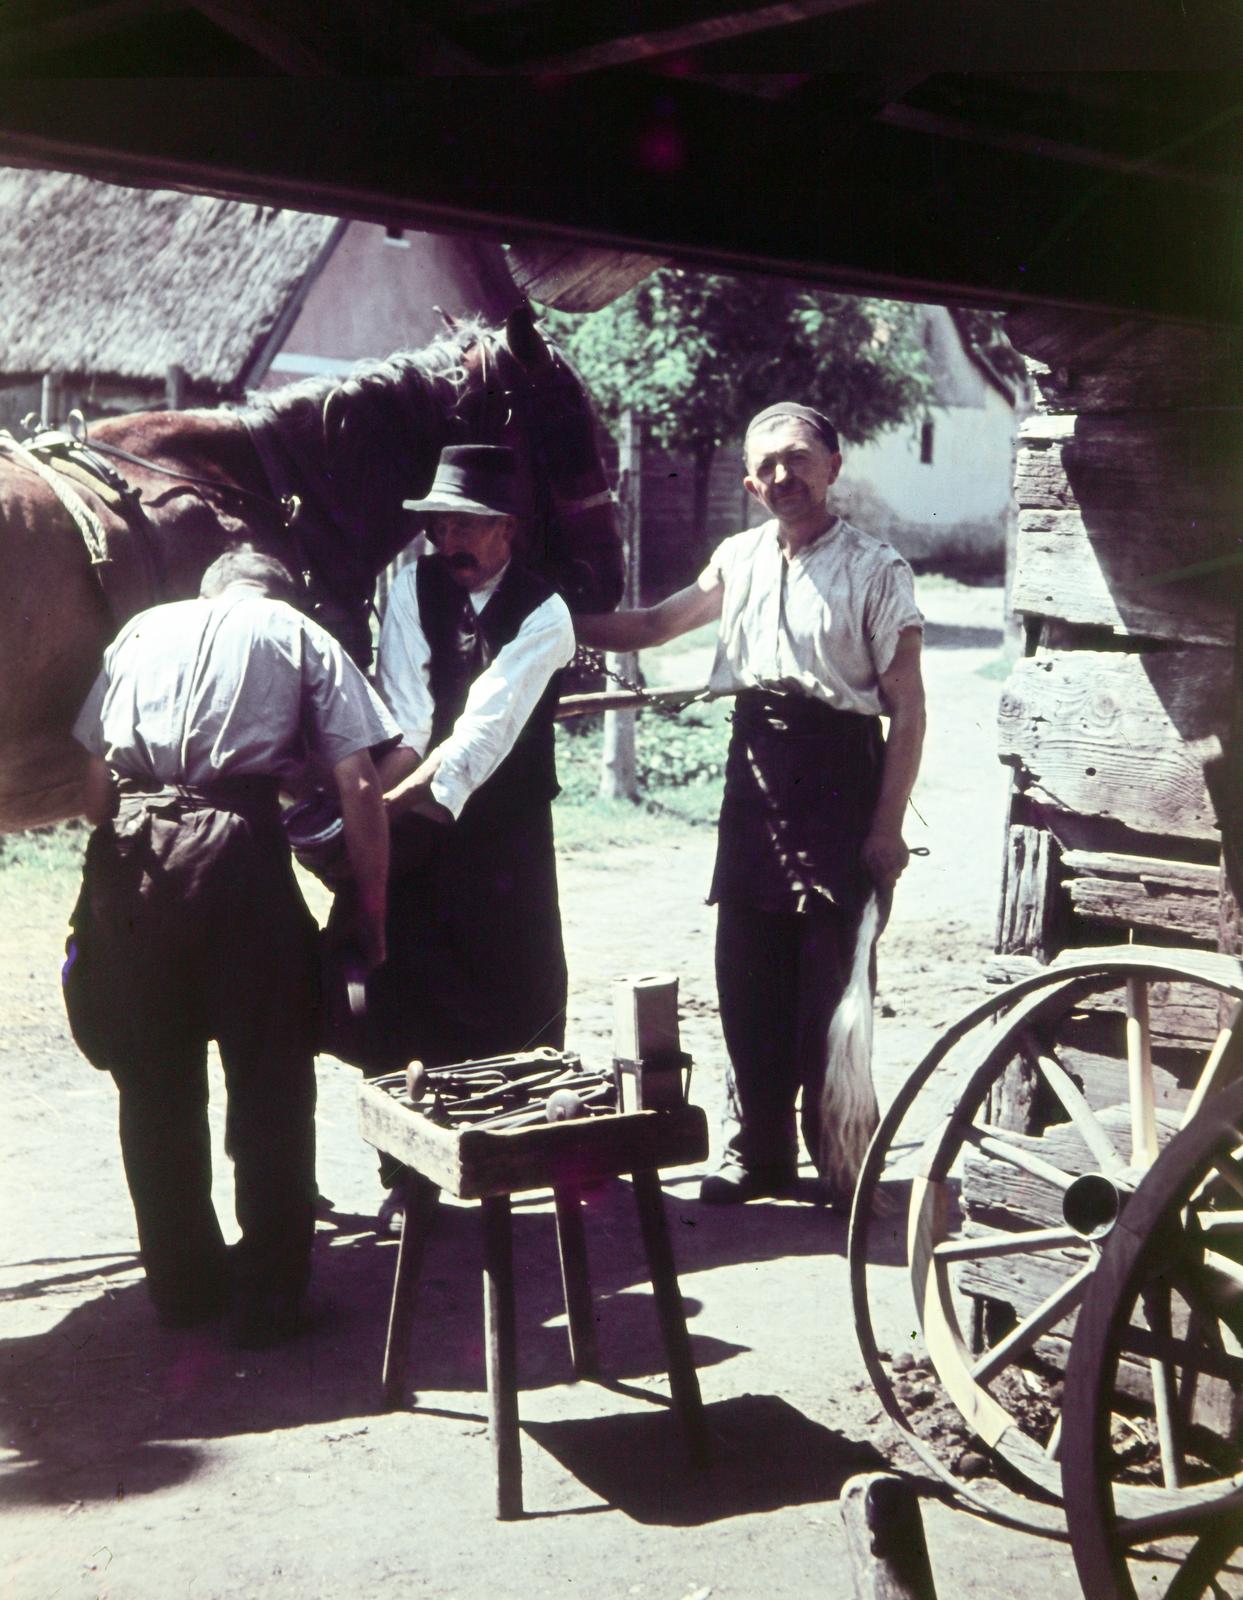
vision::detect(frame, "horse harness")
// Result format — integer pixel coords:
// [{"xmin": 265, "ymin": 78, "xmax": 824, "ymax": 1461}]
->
[{"xmin": 0, "ymin": 415, "xmax": 303, "ymax": 630}]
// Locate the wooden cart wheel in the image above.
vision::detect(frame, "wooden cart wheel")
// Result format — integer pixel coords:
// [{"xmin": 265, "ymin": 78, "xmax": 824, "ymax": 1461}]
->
[
  {"xmin": 1060, "ymin": 1071, "xmax": 1243, "ymax": 1600},
  {"xmin": 850, "ymin": 945, "xmax": 1243, "ymax": 1504}
]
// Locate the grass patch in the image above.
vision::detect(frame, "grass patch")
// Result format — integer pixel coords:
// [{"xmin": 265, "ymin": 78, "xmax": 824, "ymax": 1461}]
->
[
  {"xmin": 0, "ymin": 820, "xmax": 90, "ymax": 876},
  {"xmin": 974, "ymin": 654, "xmax": 1013, "ymax": 682},
  {"xmin": 554, "ymin": 699, "xmax": 728, "ymax": 852}
]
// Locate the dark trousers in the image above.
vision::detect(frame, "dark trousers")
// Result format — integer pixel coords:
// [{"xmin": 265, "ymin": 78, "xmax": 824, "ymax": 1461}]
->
[
  {"xmin": 65, "ymin": 788, "xmax": 320, "ymax": 1321},
  {"xmin": 714, "ymin": 897, "xmax": 856, "ymax": 1177}
]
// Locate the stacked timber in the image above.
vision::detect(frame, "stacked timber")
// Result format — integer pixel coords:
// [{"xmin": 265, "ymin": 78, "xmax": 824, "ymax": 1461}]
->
[
  {"xmin": 960, "ymin": 310, "xmax": 1243, "ymax": 1361},
  {"xmin": 994, "ymin": 308, "xmax": 1243, "ymax": 992}
]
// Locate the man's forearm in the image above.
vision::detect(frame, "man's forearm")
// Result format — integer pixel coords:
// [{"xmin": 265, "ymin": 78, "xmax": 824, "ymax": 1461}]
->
[
  {"xmin": 871, "ymin": 700, "xmax": 926, "ymax": 836},
  {"xmin": 336, "ymin": 753, "xmax": 390, "ymax": 962},
  {"xmin": 575, "ymin": 607, "xmax": 661, "ymax": 652}
]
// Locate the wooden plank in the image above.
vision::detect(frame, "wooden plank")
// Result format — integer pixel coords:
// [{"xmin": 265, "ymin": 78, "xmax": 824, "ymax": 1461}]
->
[
  {"xmin": 1016, "ymin": 412, "xmax": 1243, "ymax": 515},
  {"xmin": 506, "ymin": 241, "xmax": 665, "ymax": 312},
  {"xmin": 998, "ymin": 650, "xmax": 1231, "ymax": 841},
  {"xmin": 1011, "ymin": 508, "xmax": 1235, "ymax": 646},
  {"xmin": 1062, "ymin": 848, "xmax": 1221, "ymax": 941},
  {"xmin": 1004, "ymin": 309, "xmax": 1243, "ymax": 413},
  {"xmin": 1070, "ymin": 979, "xmax": 1232, "ymax": 1053},
  {"xmin": 995, "ymin": 823, "xmax": 1061, "ymax": 958},
  {"xmin": 358, "ymin": 1082, "xmax": 708, "ymax": 1199},
  {"xmin": 839, "ymin": 1474, "xmax": 938, "ymax": 1600}
]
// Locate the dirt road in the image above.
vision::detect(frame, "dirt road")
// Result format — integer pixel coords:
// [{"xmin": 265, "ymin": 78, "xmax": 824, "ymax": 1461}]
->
[{"xmin": 0, "ymin": 582, "xmax": 1085, "ymax": 1600}]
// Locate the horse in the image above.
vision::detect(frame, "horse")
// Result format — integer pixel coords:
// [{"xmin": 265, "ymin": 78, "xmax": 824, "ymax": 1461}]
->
[{"xmin": 0, "ymin": 306, "xmax": 623, "ymax": 831}]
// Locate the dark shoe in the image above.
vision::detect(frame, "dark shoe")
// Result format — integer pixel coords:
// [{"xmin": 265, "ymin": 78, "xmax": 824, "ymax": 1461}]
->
[
  {"xmin": 698, "ymin": 1163, "xmax": 796, "ymax": 1205},
  {"xmin": 231, "ymin": 1287, "xmax": 308, "ymax": 1350}
]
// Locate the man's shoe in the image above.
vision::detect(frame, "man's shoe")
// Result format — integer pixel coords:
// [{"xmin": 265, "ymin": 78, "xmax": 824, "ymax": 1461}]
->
[{"xmin": 698, "ymin": 1163, "xmax": 796, "ymax": 1205}]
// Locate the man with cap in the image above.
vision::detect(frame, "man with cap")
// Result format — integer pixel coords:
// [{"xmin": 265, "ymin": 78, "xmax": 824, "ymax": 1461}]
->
[
  {"xmin": 358, "ymin": 444, "xmax": 575, "ymax": 1124},
  {"xmin": 575, "ymin": 405, "xmax": 926, "ymax": 1205},
  {"xmin": 64, "ymin": 546, "xmax": 399, "ymax": 1344}
]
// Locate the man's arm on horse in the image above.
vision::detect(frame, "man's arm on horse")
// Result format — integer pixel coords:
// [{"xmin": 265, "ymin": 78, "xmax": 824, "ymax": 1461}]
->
[{"xmin": 574, "ymin": 570, "xmax": 724, "ymax": 652}]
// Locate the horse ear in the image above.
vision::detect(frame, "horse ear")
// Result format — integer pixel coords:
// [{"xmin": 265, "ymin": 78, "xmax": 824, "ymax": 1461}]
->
[
  {"xmin": 506, "ymin": 302, "xmax": 551, "ymax": 371},
  {"xmin": 433, "ymin": 305, "xmax": 458, "ymax": 333}
]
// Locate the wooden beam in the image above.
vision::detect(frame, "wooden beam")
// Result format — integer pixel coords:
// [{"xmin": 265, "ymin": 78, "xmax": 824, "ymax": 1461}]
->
[
  {"xmin": 1, "ymin": 77, "xmax": 1241, "ymax": 326},
  {"xmin": 880, "ymin": 103, "xmax": 1243, "ymax": 197},
  {"xmin": 1061, "ymin": 849, "xmax": 1220, "ymax": 942},
  {"xmin": 512, "ymin": 0, "xmax": 879, "ymax": 73},
  {"xmin": 190, "ymin": 1, "xmax": 338, "ymax": 74},
  {"xmin": 998, "ymin": 649, "xmax": 1231, "ymax": 842},
  {"xmin": 0, "ymin": 0, "xmax": 176, "ymax": 67}
]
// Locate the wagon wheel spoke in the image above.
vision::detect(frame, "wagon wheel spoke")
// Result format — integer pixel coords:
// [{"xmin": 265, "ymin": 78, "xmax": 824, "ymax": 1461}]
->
[
  {"xmin": 1182, "ymin": 1002, "xmax": 1243, "ymax": 1128},
  {"xmin": 1141, "ymin": 1286, "xmax": 1186, "ymax": 1490},
  {"xmin": 963, "ymin": 1123, "xmax": 1077, "ymax": 1191},
  {"xmin": 1044, "ymin": 1412, "xmax": 1063, "ymax": 1461},
  {"xmin": 1020, "ymin": 1030, "xmax": 1127, "ymax": 1175},
  {"xmin": 970, "ymin": 1260, "xmax": 1094, "ymax": 1386},
  {"xmin": 1126, "ymin": 976, "xmax": 1159, "ymax": 1169},
  {"xmin": 1116, "ymin": 1483, "xmax": 1243, "ymax": 1548},
  {"xmin": 1208, "ymin": 1154, "xmax": 1243, "ymax": 1204},
  {"xmin": 933, "ymin": 1226, "xmax": 1088, "ymax": 1263}
]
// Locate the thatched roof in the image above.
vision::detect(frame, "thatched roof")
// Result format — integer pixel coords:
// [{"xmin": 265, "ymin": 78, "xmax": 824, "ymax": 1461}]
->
[{"xmin": 0, "ymin": 168, "xmax": 339, "ymax": 392}]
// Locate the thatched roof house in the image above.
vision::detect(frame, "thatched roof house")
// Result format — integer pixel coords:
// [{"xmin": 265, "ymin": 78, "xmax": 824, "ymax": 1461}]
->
[{"xmin": 0, "ymin": 167, "xmax": 518, "ymax": 426}]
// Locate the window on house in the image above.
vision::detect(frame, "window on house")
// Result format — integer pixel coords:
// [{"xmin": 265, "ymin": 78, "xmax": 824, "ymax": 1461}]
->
[
  {"xmin": 920, "ymin": 419, "xmax": 935, "ymax": 465},
  {"xmin": 384, "ymin": 226, "xmax": 411, "ymax": 248}
]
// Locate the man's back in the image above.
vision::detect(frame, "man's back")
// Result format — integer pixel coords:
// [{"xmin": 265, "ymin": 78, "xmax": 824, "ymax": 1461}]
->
[{"xmin": 77, "ymin": 589, "xmax": 384, "ymax": 791}]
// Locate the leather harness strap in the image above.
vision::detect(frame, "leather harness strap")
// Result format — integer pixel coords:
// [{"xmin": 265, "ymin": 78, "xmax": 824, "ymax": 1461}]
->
[{"xmin": 0, "ymin": 429, "xmax": 113, "ymax": 565}]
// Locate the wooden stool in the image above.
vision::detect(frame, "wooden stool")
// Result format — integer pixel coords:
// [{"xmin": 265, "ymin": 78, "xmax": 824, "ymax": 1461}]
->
[{"xmin": 358, "ymin": 1082, "xmax": 710, "ymax": 1519}]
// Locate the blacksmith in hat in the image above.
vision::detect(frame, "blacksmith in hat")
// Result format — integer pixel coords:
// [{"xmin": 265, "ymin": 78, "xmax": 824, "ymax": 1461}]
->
[
  {"xmin": 358, "ymin": 444, "xmax": 574, "ymax": 1158},
  {"xmin": 64, "ymin": 547, "xmax": 398, "ymax": 1344},
  {"xmin": 575, "ymin": 405, "xmax": 926, "ymax": 1206}
]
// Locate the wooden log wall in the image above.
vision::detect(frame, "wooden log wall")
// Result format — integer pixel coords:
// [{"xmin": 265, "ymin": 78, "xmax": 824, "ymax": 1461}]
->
[
  {"xmin": 992, "ymin": 309, "xmax": 1243, "ymax": 1024},
  {"xmin": 966, "ymin": 310, "xmax": 1243, "ymax": 1343}
]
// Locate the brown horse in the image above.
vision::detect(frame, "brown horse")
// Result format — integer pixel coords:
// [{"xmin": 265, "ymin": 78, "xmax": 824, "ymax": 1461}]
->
[{"xmin": 0, "ymin": 308, "xmax": 622, "ymax": 831}]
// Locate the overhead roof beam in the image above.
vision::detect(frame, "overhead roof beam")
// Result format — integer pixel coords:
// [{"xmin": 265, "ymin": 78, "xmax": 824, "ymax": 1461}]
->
[
  {"xmin": 879, "ymin": 103, "xmax": 1243, "ymax": 197},
  {"xmin": 507, "ymin": 0, "xmax": 878, "ymax": 73},
  {"xmin": 0, "ymin": 0, "xmax": 177, "ymax": 68}
]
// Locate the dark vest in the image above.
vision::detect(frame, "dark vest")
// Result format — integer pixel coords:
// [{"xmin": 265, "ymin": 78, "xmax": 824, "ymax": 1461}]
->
[{"xmin": 414, "ymin": 555, "xmax": 561, "ymax": 822}]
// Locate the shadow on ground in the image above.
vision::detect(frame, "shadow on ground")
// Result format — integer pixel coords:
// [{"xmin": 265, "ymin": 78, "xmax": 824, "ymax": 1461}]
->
[
  {"xmin": 1, "ymin": 1174, "xmax": 850, "ymax": 1511},
  {"xmin": 526, "ymin": 1392, "xmax": 887, "ymax": 1525}
]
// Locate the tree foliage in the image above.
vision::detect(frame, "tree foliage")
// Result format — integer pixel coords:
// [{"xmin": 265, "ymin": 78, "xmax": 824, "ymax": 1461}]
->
[{"xmin": 545, "ymin": 266, "xmax": 933, "ymax": 460}]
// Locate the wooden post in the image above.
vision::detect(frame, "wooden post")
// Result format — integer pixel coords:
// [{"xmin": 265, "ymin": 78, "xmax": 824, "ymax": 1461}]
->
[
  {"xmin": 552, "ymin": 1184, "xmax": 599, "ymax": 1377},
  {"xmin": 481, "ymin": 1193, "xmax": 523, "ymax": 1519},
  {"xmin": 840, "ymin": 1473, "xmax": 938, "ymax": 1600},
  {"xmin": 380, "ymin": 1171, "xmax": 441, "ymax": 1409},
  {"xmin": 600, "ymin": 408, "xmax": 641, "ymax": 801},
  {"xmin": 40, "ymin": 369, "xmax": 63, "ymax": 427},
  {"xmin": 165, "ymin": 362, "xmax": 187, "ymax": 410}
]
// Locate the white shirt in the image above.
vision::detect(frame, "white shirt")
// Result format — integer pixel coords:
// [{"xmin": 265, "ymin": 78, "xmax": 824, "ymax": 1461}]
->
[
  {"xmin": 703, "ymin": 518, "xmax": 923, "ymax": 715},
  {"xmin": 376, "ymin": 560, "xmax": 575, "ymax": 819},
  {"xmin": 73, "ymin": 590, "xmax": 401, "ymax": 788}
]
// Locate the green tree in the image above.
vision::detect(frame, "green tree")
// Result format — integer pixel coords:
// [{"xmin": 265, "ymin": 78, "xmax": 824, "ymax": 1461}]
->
[{"xmin": 546, "ymin": 266, "xmax": 932, "ymax": 555}]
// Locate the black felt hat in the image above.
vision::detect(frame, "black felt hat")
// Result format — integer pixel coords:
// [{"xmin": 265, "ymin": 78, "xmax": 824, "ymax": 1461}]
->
[{"xmin": 403, "ymin": 444, "xmax": 520, "ymax": 518}]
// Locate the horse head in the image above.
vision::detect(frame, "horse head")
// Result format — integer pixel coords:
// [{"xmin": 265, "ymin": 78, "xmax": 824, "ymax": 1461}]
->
[{"xmin": 448, "ymin": 306, "xmax": 625, "ymax": 614}]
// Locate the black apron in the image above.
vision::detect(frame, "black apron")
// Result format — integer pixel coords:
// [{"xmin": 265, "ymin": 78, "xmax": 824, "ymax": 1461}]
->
[{"xmin": 709, "ymin": 690, "xmax": 884, "ymax": 914}]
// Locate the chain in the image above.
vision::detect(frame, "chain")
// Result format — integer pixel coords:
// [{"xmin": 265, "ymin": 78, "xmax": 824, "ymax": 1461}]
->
[{"xmin": 569, "ymin": 644, "xmax": 697, "ymax": 718}]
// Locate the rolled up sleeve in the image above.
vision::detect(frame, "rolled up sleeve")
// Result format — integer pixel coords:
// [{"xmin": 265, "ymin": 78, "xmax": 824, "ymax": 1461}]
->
[{"xmin": 430, "ymin": 594, "xmax": 575, "ymax": 819}]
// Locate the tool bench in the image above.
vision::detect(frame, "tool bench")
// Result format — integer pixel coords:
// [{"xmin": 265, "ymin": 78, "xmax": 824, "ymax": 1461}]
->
[{"xmin": 357, "ymin": 976, "xmax": 709, "ymax": 1518}]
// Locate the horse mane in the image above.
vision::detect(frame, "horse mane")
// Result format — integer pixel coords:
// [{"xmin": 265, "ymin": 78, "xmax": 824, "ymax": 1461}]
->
[{"xmin": 232, "ymin": 321, "xmax": 493, "ymax": 581}]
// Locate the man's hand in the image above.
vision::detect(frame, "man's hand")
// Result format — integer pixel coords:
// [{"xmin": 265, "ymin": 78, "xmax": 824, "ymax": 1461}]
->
[
  {"xmin": 862, "ymin": 827, "xmax": 910, "ymax": 891},
  {"xmin": 384, "ymin": 761, "xmax": 453, "ymax": 826}
]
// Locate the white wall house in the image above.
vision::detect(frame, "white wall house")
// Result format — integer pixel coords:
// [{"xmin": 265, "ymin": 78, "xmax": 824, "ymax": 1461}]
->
[{"xmin": 828, "ymin": 304, "xmax": 1026, "ymax": 570}]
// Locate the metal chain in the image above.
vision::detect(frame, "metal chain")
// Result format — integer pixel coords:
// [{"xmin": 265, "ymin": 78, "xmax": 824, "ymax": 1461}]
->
[{"xmin": 570, "ymin": 644, "xmax": 695, "ymax": 720}]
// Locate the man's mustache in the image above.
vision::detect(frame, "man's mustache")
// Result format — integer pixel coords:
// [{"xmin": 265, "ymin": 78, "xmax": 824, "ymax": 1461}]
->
[{"xmin": 444, "ymin": 552, "xmax": 479, "ymax": 570}]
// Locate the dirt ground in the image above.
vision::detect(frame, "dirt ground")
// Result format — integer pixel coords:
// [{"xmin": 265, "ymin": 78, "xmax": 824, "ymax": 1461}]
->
[{"xmin": 1, "ymin": 581, "xmax": 1087, "ymax": 1600}]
